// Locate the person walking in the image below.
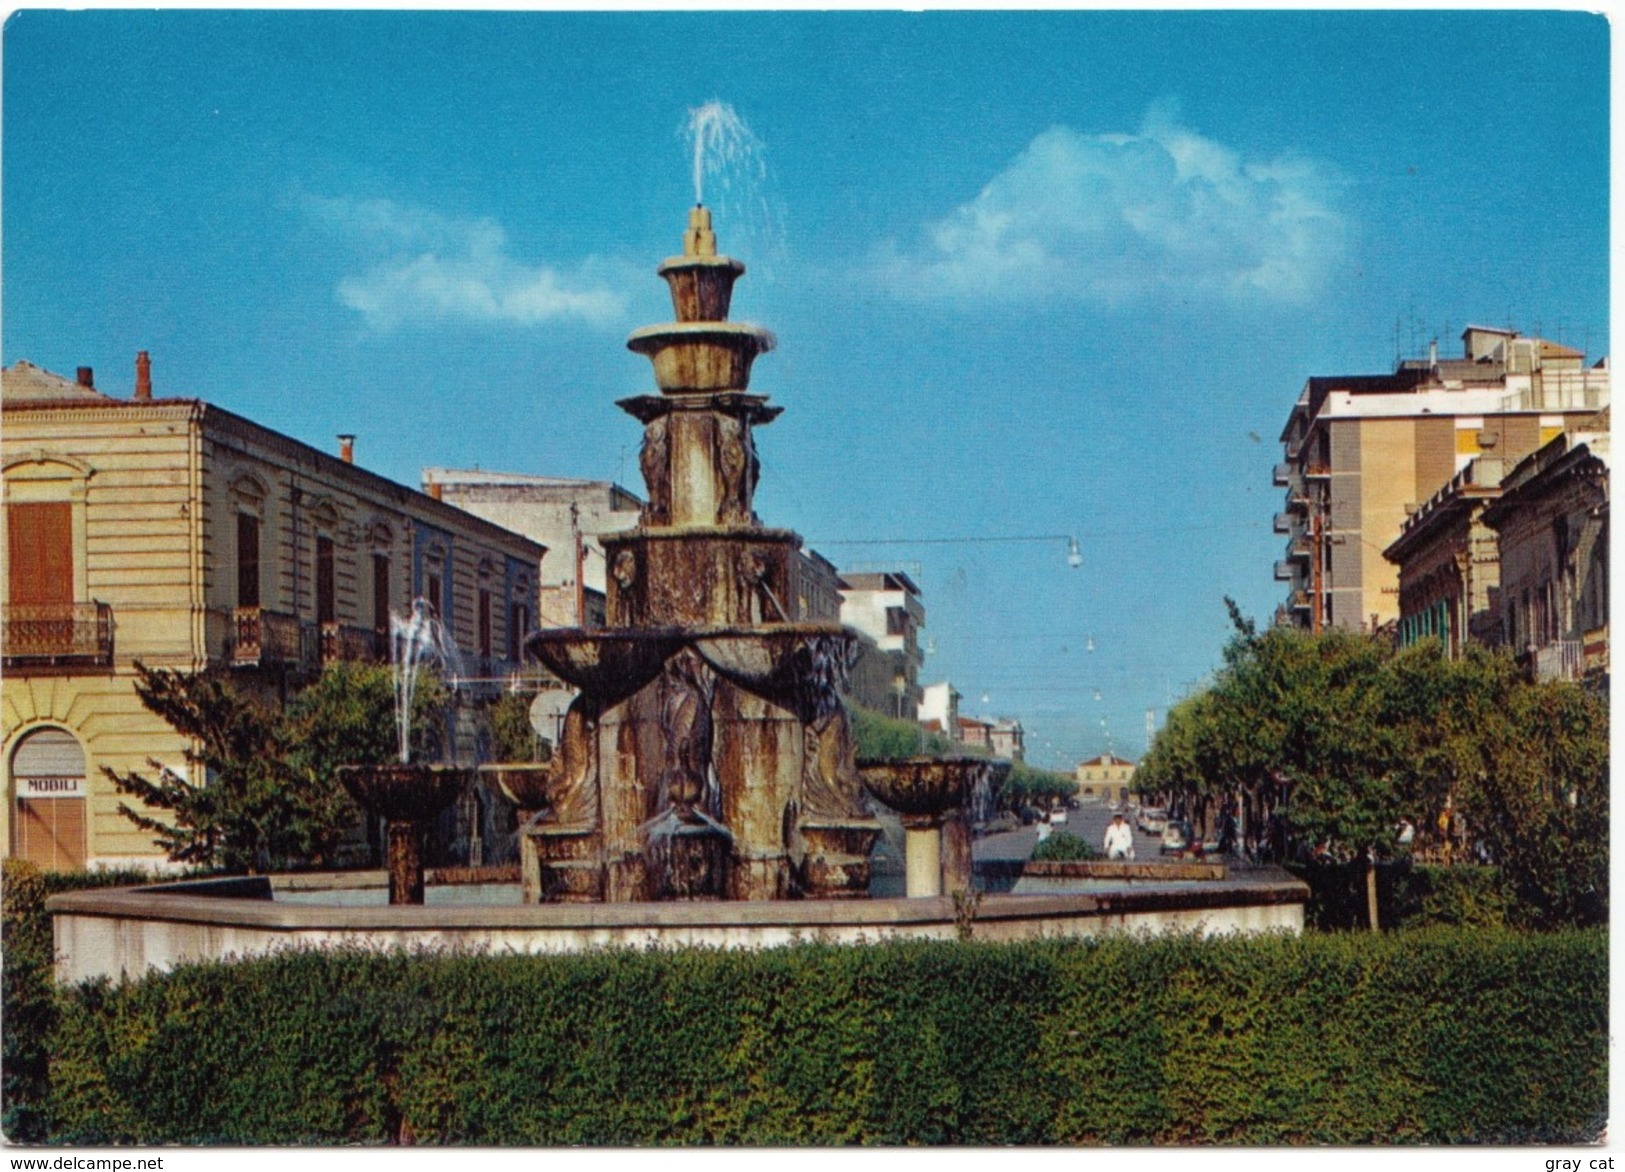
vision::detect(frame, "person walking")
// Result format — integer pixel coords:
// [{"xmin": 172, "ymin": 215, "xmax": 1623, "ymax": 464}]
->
[{"xmin": 1103, "ymin": 813, "xmax": 1135, "ymax": 860}]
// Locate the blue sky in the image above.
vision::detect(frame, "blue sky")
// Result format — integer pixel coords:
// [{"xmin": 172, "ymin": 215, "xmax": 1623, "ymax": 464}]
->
[{"xmin": 3, "ymin": 10, "xmax": 1610, "ymax": 770}]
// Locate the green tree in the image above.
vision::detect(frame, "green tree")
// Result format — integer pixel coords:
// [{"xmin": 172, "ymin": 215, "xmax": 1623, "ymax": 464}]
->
[
  {"xmin": 1139, "ymin": 606, "xmax": 1608, "ymax": 928},
  {"xmin": 108, "ymin": 661, "xmax": 453, "ymax": 874},
  {"xmin": 104, "ymin": 664, "xmax": 315, "ymax": 873},
  {"xmin": 487, "ymin": 690, "xmax": 546, "ymax": 763}
]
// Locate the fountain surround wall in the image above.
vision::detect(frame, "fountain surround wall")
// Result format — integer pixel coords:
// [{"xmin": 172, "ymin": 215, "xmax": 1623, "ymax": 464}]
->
[{"xmin": 524, "ymin": 207, "xmax": 883, "ymax": 903}]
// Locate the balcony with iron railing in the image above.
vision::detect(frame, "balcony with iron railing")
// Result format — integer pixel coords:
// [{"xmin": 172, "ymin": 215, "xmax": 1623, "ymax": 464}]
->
[
  {"xmin": 320, "ymin": 622, "xmax": 385, "ymax": 666},
  {"xmin": 232, "ymin": 607, "xmax": 309, "ymax": 669},
  {"xmin": 3, "ymin": 602, "xmax": 114, "ymax": 670}
]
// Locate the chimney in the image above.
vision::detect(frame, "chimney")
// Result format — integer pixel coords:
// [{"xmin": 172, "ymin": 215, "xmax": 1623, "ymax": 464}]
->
[
  {"xmin": 337, "ymin": 434, "xmax": 355, "ymax": 464},
  {"xmin": 76, "ymin": 366, "xmax": 94, "ymax": 389},
  {"xmin": 426, "ymin": 479, "xmax": 443, "ymax": 501},
  {"xmin": 134, "ymin": 351, "xmax": 152, "ymax": 400}
]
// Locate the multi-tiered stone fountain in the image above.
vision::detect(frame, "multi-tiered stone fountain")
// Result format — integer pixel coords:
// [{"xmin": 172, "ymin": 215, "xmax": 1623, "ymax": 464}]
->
[
  {"xmin": 47, "ymin": 203, "xmax": 1312, "ymax": 983},
  {"xmin": 523, "ymin": 206, "xmax": 888, "ymax": 903}
]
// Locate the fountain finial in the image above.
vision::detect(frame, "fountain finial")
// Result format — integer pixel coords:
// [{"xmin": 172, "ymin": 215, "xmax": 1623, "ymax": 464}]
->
[{"xmin": 684, "ymin": 205, "xmax": 718, "ymax": 258}]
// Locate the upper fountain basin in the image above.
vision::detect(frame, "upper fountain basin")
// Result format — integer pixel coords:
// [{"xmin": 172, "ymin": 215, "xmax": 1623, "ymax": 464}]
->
[
  {"xmin": 627, "ymin": 322, "xmax": 776, "ymax": 394},
  {"xmin": 856, "ymin": 756, "xmax": 1008, "ymax": 818},
  {"xmin": 658, "ymin": 255, "xmax": 746, "ymax": 323},
  {"xmin": 336, "ymin": 763, "xmax": 474, "ymax": 824}
]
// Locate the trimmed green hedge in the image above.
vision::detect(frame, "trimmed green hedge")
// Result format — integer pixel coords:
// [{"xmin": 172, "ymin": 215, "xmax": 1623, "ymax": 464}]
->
[
  {"xmin": 3, "ymin": 860, "xmax": 160, "ymax": 1142},
  {"xmin": 43, "ymin": 928, "xmax": 1606, "ymax": 1145}
]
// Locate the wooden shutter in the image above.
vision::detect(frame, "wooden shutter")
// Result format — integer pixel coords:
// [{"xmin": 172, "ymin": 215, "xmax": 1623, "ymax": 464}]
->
[{"xmin": 7, "ymin": 502, "xmax": 73, "ymax": 605}]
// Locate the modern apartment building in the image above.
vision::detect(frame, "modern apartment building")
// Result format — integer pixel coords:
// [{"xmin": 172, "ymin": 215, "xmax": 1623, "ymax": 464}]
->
[
  {"xmin": 917, "ymin": 680, "xmax": 961, "ymax": 737},
  {"xmin": 3, "ymin": 357, "xmax": 545, "ymax": 870},
  {"xmin": 839, "ymin": 570, "xmax": 926, "ymax": 719},
  {"xmin": 1275, "ymin": 327, "xmax": 1609, "ymax": 631}
]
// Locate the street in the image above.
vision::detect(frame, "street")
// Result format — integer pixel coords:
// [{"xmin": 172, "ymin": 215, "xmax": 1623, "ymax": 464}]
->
[{"xmin": 975, "ymin": 801, "xmax": 1166, "ymax": 863}]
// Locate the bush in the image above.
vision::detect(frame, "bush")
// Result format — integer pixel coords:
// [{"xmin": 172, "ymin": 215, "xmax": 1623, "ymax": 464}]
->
[
  {"xmin": 45, "ymin": 928, "xmax": 1606, "ymax": 1145},
  {"xmin": 1031, "ymin": 831, "xmax": 1099, "ymax": 862},
  {"xmin": 2, "ymin": 860, "xmax": 157, "ymax": 1142}
]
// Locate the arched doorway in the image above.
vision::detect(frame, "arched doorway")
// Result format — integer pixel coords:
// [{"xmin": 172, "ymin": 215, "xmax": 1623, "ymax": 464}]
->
[{"xmin": 11, "ymin": 726, "xmax": 87, "ymax": 870}]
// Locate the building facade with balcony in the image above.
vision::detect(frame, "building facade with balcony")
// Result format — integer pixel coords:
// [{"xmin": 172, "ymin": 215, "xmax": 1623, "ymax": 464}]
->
[
  {"xmin": 838, "ymin": 571, "xmax": 926, "ymax": 719},
  {"xmin": 1482, "ymin": 423, "xmax": 1609, "ymax": 689},
  {"xmin": 1382, "ymin": 455, "xmax": 1505, "ymax": 657},
  {"xmin": 2, "ymin": 358, "xmax": 545, "ymax": 870},
  {"xmin": 1275, "ymin": 327, "xmax": 1609, "ymax": 632}
]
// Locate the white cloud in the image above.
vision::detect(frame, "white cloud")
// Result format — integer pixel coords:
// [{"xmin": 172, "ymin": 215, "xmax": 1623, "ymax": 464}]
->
[
  {"xmin": 874, "ymin": 111, "xmax": 1346, "ymax": 307},
  {"xmin": 304, "ymin": 195, "xmax": 628, "ymax": 330}
]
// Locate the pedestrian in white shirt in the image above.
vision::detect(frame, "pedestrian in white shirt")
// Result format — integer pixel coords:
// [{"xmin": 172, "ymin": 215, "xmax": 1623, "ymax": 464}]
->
[{"xmin": 1103, "ymin": 813, "xmax": 1135, "ymax": 860}]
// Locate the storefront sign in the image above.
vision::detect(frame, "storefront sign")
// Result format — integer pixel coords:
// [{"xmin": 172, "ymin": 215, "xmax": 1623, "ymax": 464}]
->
[{"xmin": 16, "ymin": 775, "xmax": 85, "ymax": 798}]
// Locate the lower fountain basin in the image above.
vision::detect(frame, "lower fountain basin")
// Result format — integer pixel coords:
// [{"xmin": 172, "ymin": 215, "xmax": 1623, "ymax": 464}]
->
[
  {"xmin": 525, "ymin": 628, "xmax": 689, "ymax": 705},
  {"xmin": 46, "ymin": 864, "xmax": 1311, "ymax": 984},
  {"xmin": 691, "ymin": 623, "xmax": 857, "ymax": 701},
  {"xmin": 336, "ymin": 763, "xmax": 473, "ymax": 824}
]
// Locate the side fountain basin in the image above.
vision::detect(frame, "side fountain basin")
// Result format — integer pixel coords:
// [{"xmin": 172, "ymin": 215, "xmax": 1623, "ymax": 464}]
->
[
  {"xmin": 626, "ymin": 322, "xmax": 776, "ymax": 394},
  {"xmin": 858, "ymin": 757, "xmax": 1006, "ymax": 899},
  {"xmin": 336, "ymin": 763, "xmax": 472, "ymax": 824},
  {"xmin": 337, "ymin": 764, "xmax": 474, "ymax": 905},
  {"xmin": 856, "ymin": 756, "xmax": 989, "ymax": 819},
  {"xmin": 477, "ymin": 762, "xmax": 558, "ymax": 812},
  {"xmin": 799, "ymin": 819, "xmax": 884, "ymax": 899}
]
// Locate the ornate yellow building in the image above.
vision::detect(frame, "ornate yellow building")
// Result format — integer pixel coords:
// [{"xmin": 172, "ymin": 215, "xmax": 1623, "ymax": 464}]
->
[{"xmin": 2, "ymin": 357, "xmax": 545, "ymax": 869}]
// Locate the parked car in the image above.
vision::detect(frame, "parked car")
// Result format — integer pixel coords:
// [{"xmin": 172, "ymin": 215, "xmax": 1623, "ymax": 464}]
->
[
  {"xmin": 1160, "ymin": 819, "xmax": 1194, "ymax": 855},
  {"xmin": 1138, "ymin": 807, "xmax": 1168, "ymax": 835},
  {"xmin": 1049, "ymin": 808, "xmax": 1068, "ymax": 825}
]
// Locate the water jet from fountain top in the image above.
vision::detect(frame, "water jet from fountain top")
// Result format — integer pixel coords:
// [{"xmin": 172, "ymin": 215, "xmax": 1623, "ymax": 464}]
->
[
  {"xmin": 686, "ymin": 100, "xmax": 764, "ymax": 211},
  {"xmin": 389, "ymin": 599, "xmax": 463, "ymax": 765}
]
